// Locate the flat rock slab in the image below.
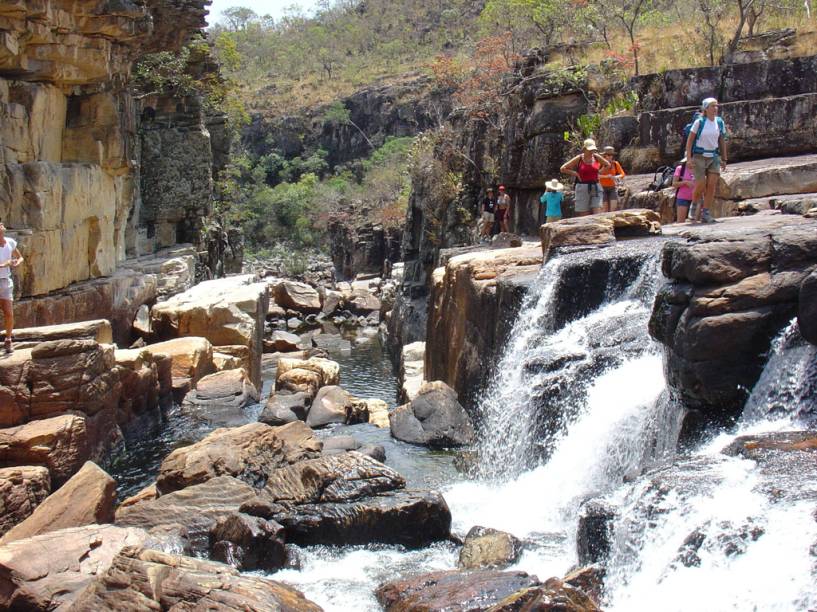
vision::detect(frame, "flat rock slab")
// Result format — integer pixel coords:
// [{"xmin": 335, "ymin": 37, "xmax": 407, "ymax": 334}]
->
[
  {"xmin": 181, "ymin": 367, "xmax": 259, "ymax": 411},
  {"xmin": 67, "ymin": 546, "xmax": 323, "ymax": 611},
  {"xmin": 0, "ymin": 461, "xmax": 116, "ymax": 545},
  {"xmin": 0, "ymin": 524, "xmax": 166, "ymax": 611},
  {"xmin": 376, "ymin": 569, "xmax": 540, "ymax": 612},
  {"xmin": 115, "ymin": 475, "xmax": 261, "ymax": 554}
]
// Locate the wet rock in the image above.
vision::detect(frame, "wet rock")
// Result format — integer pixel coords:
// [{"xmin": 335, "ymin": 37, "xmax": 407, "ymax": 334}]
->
[
  {"xmin": 156, "ymin": 421, "xmax": 321, "ymax": 494},
  {"xmin": 312, "ymin": 333, "xmax": 352, "ymax": 353},
  {"xmin": 576, "ymin": 500, "xmax": 616, "ymax": 566},
  {"xmin": 209, "ymin": 512, "xmax": 287, "ymax": 572},
  {"xmin": 273, "ymin": 280, "xmax": 322, "ymax": 313},
  {"xmin": 800, "ymin": 269, "xmax": 817, "ymax": 345},
  {"xmin": 0, "ymin": 524, "xmax": 169, "ymax": 611},
  {"xmin": 0, "ymin": 414, "xmax": 91, "ymax": 487},
  {"xmin": 563, "ymin": 565, "xmax": 606, "ymax": 607},
  {"xmin": 115, "ymin": 348, "xmax": 163, "ymax": 419},
  {"xmin": 459, "ymin": 526, "xmax": 523, "ymax": 569},
  {"xmin": 0, "ymin": 461, "xmax": 115, "ymax": 545},
  {"xmin": 322, "ymin": 435, "xmax": 386, "ymax": 462},
  {"xmin": 487, "ymin": 577, "xmax": 601, "ymax": 612},
  {"xmin": 376, "ymin": 569, "xmax": 540, "ymax": 611},
  {"xmin": 0, "ymin": 466, "xmax": 50, "ymax": 538},
  {"xmin": 307, "ymin": 385, "xmax": 369, "ymax": 428},
  {"xmin": 67, "ymin": 546, "xmax": 322, "ymax": 611},
  {"xmin": 181, "ymin": 368, "xmax": 259, "ymax": 411},
  {"xmin": 259, "ymin": 391, "xmax": 311, "ymax": 426},
  {"xmin": 268, "ymin": 330, "xmax": 303, "ymax": 352},
  {"xmin": 118, "ymin": 483, "xmax": 158, "ymax": 510},
  {"xmin": 115, "ymin": 475, "xmax": 261, "ymax": 554},
  {"xmin": 390, "ymin": 381, "xmax": 475, "ymax": 448}
]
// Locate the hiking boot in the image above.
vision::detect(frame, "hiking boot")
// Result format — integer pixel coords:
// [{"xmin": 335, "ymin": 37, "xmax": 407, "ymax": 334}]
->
[
  {"xmin": 3, "ymin": 338, "xmax": 12, "ymax": 354},
  {"xmin": 701, "ymin": 209, "xmax": 716, "ymax": 224}
]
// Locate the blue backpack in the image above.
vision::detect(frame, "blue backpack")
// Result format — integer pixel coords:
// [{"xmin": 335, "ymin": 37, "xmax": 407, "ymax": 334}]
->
[{"xmin": 687, "ymin": 114, "xmax": 727, "ymax": 155}]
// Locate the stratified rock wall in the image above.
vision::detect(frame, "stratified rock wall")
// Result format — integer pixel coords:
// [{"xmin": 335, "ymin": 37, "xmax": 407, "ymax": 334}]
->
[{"xmin": 0, "ymin": 0, "xmax": 222, "ymax": 315}]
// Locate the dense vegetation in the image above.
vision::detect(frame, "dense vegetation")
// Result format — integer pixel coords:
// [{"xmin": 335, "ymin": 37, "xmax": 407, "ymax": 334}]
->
[{"xmin": 194, "ymin": 0, "xmax": 813, "ymax": 257}]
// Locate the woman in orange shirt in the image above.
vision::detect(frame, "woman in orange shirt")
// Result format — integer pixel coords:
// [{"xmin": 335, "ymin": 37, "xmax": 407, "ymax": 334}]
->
[{"xmin": 599, "ymin": 146, "xmax": 626, "ymax": 212}]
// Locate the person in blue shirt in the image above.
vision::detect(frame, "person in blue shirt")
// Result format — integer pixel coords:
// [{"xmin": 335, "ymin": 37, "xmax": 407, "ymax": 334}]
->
[{"xmin": 539, "ymin": 179, "xmax": 564, "ymax": 224}]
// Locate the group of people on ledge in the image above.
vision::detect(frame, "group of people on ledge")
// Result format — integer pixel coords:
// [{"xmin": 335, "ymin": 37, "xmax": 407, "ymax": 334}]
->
[{"xmin": 478, "ymin": 97, "xmax": 729, "ymax": 238}]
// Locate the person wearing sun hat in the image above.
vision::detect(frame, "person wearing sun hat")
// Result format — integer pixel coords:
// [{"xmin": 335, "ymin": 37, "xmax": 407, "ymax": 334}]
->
[
  {"xmin": 560, "ymin": 138, "xmax": 610, "ymax": 216},
  {"xmin": 685, "ymin": 97, "xmax": 729, "ymax": 223},
  {"xmin": 539, "ymin": 179, "xmax": 565, "ymax": 224},
  {"xmin": 599, "ymin": 146, "xmax": 626, "ymax": 212}
]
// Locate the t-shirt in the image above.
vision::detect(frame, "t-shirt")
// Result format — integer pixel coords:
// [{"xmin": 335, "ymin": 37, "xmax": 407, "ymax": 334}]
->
[
  {"xmin": 673, "ymin": 163, "xmax": 695, "ymax": 202},
  {"xmin": 0, "ymin": 237, "xmax": 17, "ymax": 279},
  {"xmin": 691, "ymin": 118, "xmax": 721, "ymax": 157},
  {"xmin": 540, "ymin": 191, "xmax": 563, "ymax": 217},
  {"xmin": 483, "ymin": 196, "xmax": 497, "ymax": 214},
  {"xmin": 599, "ymin": 161, "xmax": 625, "ymax": 188}
]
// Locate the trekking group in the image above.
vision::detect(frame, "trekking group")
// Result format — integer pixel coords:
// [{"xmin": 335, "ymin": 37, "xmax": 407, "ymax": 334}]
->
[{"xmin": 478, "ymin": 96, "xmax": 728, "ymax": 238}]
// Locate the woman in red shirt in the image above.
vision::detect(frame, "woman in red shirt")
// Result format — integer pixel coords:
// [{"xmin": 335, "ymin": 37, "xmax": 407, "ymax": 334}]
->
[{"xmin": 560, "ymin": 139, "xmax": 610, "ymax": 216}]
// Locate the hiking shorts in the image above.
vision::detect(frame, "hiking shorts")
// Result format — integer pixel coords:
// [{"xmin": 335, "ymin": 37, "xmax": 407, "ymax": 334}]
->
[
  {"xmin": 602, "ymin": 186, "xmax": 618, "ymax": 201},
  {"xmin": 0, "ymin": 278, "xmax": 13, "ymax": 301},
  {"xmin": 692, "ymin": 154, "xmax": 721, "ymax": 178},
  {"xmin": 676, "ymin": 198, "xmax": 692, "ymax": 208},
  {"xmin": 482, "ymin": 211, "xmax": 494, "ymax": 222},
  {"xmin": 574, "ymin": 183, "xmax": 602, "ymax": 212}
]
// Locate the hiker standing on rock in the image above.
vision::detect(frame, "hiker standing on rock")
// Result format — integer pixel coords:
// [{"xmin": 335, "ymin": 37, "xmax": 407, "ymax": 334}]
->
[
  {"xmin": 599, "ymin": 146, "xmax": 626, "ymax": 212},
  {"xmin": 540, "ymin": 179, "xmax": 565, "ymax": 224},
  {"xmin": 560, "ymin": 139, "xmax": 610, "ymax": 217},
  {"xmin": 672, "ymin": 157, "xmax": 697, "ymax": 223},
  {"xmin": 495, "ymin": 185, "xmax": 511, "ymax": 233},
  {"xmin": 0, "ymin": 223, "xmax": 23, "ymax": 353},
  {"xmin": 685, "ymin": 97, "xmax": 729, "ymax": 224},
  {"xmin": 480, "ymin": 187, "xmax": 498, "ymax": 241}
]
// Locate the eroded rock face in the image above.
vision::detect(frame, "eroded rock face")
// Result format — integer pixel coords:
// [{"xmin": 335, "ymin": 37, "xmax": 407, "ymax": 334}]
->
[
  {"xmin": 0, "ymin": 466, "xmax": 50, "ymax": 538},
  {"xmin": 276, "ymin": 356, "xmax": 340, "ymax": 398},
  {"xmin": 0, "ymin": 461, "xmax": 116, "ymax": 545},
  {"xmin": 150, "ymin": 276, "xmax": 269, "ymax": 388},
  {"xmin": 67, "ymin": 546, "xmax": 322, "ymax": 612},
  {"xmin": 0, "ymin": 414, "xmax": 91, "ymax": 486},
  {"xmin": 390, "ymin": 381, "xmax": 475, "ymax": 448},
  {"xmin": 0, "ymin": 524, "xmax": 168, "ymax": 611},
  {"xmin": 142, "ymin": 336, "xmax": 214, "ymax": 386},
  {"xmin": 376, "ymin": 569, "xmax": 540, "ymax": 612},
  {"xmin": 156, "ymin": 422, "xmax": 321, "ymax": 494},
  {"xmin": 649, "ymin": 215, "xmax": 817, "ymax": 421},
  {"xmin": 209, "ymin": 513, "xmax": 288, "ymax": 572},
  {"xmin": 181, "ymin": 368, "xmax": 260, "ymax": 412}
]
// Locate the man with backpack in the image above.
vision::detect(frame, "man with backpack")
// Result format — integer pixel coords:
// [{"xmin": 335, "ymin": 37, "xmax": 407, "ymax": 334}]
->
[{"xmin": 684, "ymin": 97, "xmax": 729, "ymax": 224}]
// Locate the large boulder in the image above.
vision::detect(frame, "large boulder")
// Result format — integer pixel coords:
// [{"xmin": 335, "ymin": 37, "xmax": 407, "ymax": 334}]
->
[
  {"xmin": 258, "ymin": 391, "xmax": 311, "ymax": 426},
  {"xmin": 0, "ymin": 466, "xmax": 50, "ymax": 538},
  {"xmin": 0, "ymin": 525, "xmax": 170, "ymax": 611},
  {"xmin": 257, "ymin": 452, "xmax": 451, "ymax": 547},
  {"xmin": 539, "ymin": 209, "xmax": 661, "ymax": 259},
  {"xmin": 649, "ymin": 216, "xmax": 817, "ymax": 421},
  {"xmin": 0, "ymin": 414, "xmax": 91, "ymax": 486},
  {"xmin": 800, "ymin": 269, "xmax": 817, "ymax": 345},
  {"xmin": 151, "ymin": 275, "xmax": 269, "ymax": 388},
  {"xmin": 66, "ymin": 546, "xmax": 322, "ymax": 611},
  {"xmin": 486, "ymin": 578, "xmax": 602, "ymax": 612},
  {"xmin": 0, "ymin": 340, "xmax": 121, "ymax": 428},
  {"xmin": 156, "ymin": 421, "xmax": 321, "ymax": 494},
  {"xmin": 276, "ymin": 356, "xmax": 340, "ymax": 398},
  {"xmin": 458, "ymin": 526, "xmax": 523, "ymax": 570},
  {"xmin": 389, "ymin": 381, "xmax": 475, "ymax": 448},
  {"xmin": 267, "ymin": 330, "xmax": 303, "ymax": 352},
  {"xmin": 142, "ymin": 336, "xmax": 214, "ymax": 386},
  {"xmin": 306, "ymin": 385, "xmax": 369, "ymax": 428},
  {"xmin": 0, "ymin": 461, "xmax": 116, "ymax": 545},
  {"xmin": 209, "ymin": 512, "xmax": 288, "ymax": 572},
  {"xmin": 181, "ymin": 368, "xmax": 260, "ymax": 411},
  {"xmin": 376, "ymin": 570, "xmax": 540, "ymax": 612},
  {"xmin": 273, "ymin": 280, "xmax": 321, "ymax": 313},
  {"xmin": 115, "ymin": 476, "xmax": 262, "ymax": 554}
]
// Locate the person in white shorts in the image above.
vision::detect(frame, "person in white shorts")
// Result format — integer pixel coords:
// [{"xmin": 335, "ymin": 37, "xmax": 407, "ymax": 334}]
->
[{"xmin": 0, "ymin": 223, "xmax": 24, "ymax": 353}]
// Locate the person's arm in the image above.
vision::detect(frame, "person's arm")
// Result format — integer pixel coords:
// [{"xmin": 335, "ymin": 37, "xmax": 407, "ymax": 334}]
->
[
  {"xmin": 685, "ymin": 128, "xmax": 696, "ymax": 163},
  {"xmin": 615, "ymin": 162, "xmax": 626, "ymax": 179},
  {"xmin": 594, "ymin": 152, "xmax": 611, "ymax": 168},
  {"xmin": 720, "ymin": 133, "xmax": 728, "ymax": 170},
  {"xmin": 560, "ymin": 156, "xmax": 580, "ymax": 177},
  {"xmin": 10, "ymin": 248, "xmax": 23, "ymax": 267}
]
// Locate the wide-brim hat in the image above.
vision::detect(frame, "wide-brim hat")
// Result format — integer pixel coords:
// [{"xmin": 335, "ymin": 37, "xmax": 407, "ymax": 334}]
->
[
  {"xmin": 603, "ymin": 146, "xmax": 615, "ymax": 154},
  {"xmin": 583, "ymin": 138, "xmax": 598, "ymax": 151},
  {"xmin": 546, "ymin": 179, "xmax": 564, "ymax": 191}
]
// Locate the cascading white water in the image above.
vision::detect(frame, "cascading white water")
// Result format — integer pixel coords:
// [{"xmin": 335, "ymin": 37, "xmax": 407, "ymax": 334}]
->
[{"xmin": 602, "ymin": 320, "xmax": 817, "ymax": 611}]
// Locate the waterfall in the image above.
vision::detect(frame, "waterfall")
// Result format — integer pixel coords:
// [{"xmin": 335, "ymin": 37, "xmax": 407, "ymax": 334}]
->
[
  {"xmin": 474, "ymin": 241, "xmax": 669, "ymax": 480},
  {"xmin": 602, "ymin": 320, "xmax": 817, "ymax": 611}
]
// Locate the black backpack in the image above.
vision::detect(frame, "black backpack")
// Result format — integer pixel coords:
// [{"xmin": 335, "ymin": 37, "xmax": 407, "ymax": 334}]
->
[{"xmin": 648, "ymin": 165, "xmax": 675, "ymax": 192}]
